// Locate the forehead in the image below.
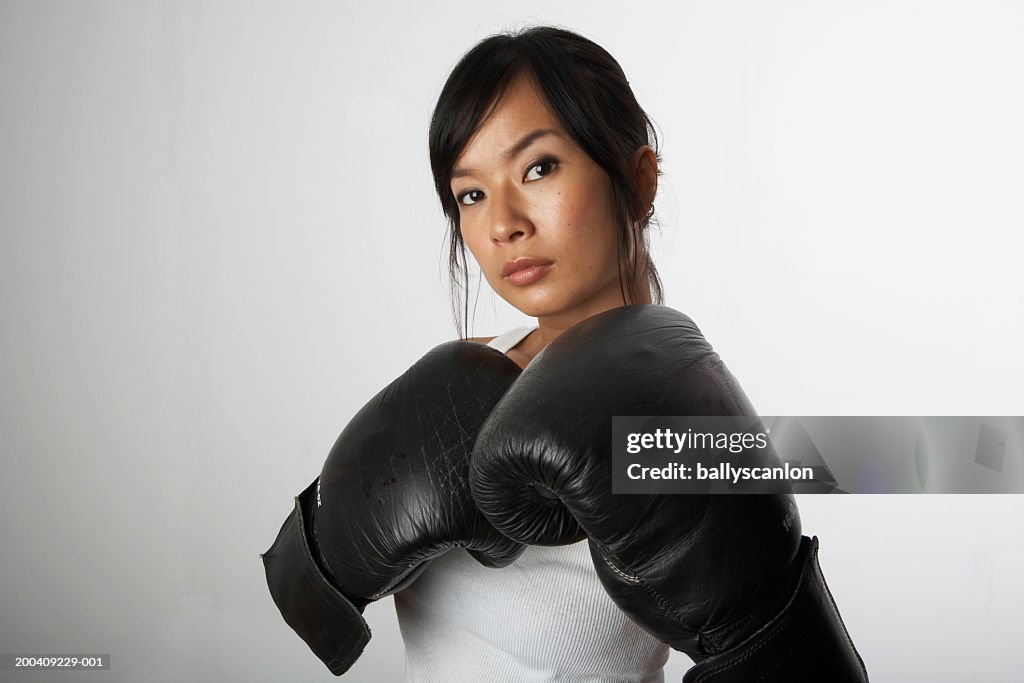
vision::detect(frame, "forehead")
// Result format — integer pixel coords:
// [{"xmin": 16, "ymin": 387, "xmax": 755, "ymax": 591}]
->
[{"xmin": 455, "ymin": 73, "xmax": 566, "ymax": 165}]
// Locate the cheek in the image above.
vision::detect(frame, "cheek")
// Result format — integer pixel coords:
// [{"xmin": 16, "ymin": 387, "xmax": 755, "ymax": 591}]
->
[
  {"xmin": 569, "ymin": 189, "xmax": 619, "ymax": 262},
  {"xmin": 460, "ymin": 225, "xmax": 505, "ymax": 288},
  {"xmin": 459, "ymin": 223, "xmax": 486, "ymax": 261},
  {"xmin": 544, "ymin": 191, "xmax": 601, "ymax": 244}
]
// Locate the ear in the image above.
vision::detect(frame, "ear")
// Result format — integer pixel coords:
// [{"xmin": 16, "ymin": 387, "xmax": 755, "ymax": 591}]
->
[{"xmin": 631, "ymin": 145, "xmax": 658, "ymax": 220}]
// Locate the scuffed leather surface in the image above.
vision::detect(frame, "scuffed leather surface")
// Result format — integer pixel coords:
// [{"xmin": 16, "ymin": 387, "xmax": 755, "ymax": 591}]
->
[
  {"xmin": 311, "ymin": 341, "xmax": 526, "ymax": 604},
  {"xmin": 470, "ymin": 305, "xmax": 804, "ymax": 656}
]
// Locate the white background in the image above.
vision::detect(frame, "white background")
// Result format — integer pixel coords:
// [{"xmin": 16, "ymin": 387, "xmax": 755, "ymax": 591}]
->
[{"xmin": 1, "ymin": 1, "xmax": 1022, "ymax": 681}]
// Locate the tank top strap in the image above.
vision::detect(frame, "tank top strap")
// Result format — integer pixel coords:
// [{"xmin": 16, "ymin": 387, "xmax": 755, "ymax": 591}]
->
[{"xmin": 486, "ymin": 324, "xmax": 538, "ymax": 354}]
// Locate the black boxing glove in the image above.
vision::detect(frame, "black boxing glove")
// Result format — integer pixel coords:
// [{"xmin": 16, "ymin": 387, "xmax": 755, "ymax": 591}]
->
[
  {"xmin": 470, "ymin": 305, "xmax": 868, "ymax": 682},
  {"xmin": 262, "ymin": 341, "xmax": 524, "ymax": 676}
]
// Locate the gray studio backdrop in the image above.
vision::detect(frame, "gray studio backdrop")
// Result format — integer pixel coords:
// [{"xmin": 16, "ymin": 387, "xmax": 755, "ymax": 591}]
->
[{"xmin": 2, "ymin": 1, "xmax": 1022, "ymax": 681}]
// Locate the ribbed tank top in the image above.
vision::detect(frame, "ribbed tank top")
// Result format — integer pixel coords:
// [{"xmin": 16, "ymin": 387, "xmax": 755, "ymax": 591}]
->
[{"xmin": 392, "ymin": 325, "xmax": 669, "ymax": 682}]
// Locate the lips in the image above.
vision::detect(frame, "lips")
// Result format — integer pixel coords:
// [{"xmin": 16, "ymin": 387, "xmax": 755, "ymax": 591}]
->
[{"xmin": 501, "ymin": 257, "xmax": 554, "ymax": 277}]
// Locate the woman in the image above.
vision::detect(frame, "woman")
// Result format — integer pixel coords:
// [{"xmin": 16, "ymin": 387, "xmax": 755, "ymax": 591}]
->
[
  {"xmin": 409, "ymin": 24, "xmax": 867, "ymax": 683},
  {"xmin": 395, "ymin": 25, "xmax": 670, "ymax": 682},
  {"xmin": 264, "ymin": 24, "xmax": 865, "ymax": 683}
]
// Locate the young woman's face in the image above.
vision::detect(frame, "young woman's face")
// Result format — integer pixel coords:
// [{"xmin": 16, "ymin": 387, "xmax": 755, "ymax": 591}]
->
[{"xmin": 450, "ymin": 73, "xmax": 623, "ymax": 320}]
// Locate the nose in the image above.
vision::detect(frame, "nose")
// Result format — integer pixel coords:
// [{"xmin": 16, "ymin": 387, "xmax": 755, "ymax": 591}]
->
[{"xmin": 487, "ymin": 187, "xmax": 533, "ymax": 244}]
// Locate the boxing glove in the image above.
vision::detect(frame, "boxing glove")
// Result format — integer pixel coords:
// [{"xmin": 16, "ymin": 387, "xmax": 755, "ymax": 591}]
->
[
  {"xmin": 262, "ymin": 341, "xmax": 524, "ymax": 675},
  {"xmin": 470, "ymin": 305, "xmax": 868, "ymax": 681}
]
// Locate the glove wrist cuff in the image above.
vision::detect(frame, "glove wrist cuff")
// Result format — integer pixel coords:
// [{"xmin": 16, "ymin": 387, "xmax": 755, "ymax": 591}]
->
[
  {"xmin": 262, "ymin": 478, "xmax": 371, "ymax": 676},
  {"xmin": 682, "ymin": 536, "xmax": 868, "ymax": 683}
]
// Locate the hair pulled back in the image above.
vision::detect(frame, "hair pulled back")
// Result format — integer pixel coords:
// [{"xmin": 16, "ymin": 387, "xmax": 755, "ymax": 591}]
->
[{"xmin": 429, "ymin": 25, "xmax": 664, "ymax": 337}]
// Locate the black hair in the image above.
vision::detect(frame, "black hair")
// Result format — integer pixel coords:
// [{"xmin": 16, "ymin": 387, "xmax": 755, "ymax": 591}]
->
[{"xmin": 428, "ymin": 25, "xmax": 664, "ymax": 338}]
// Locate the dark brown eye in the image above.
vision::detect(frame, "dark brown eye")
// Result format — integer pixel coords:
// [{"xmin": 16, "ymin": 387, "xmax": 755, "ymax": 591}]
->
[
  {"xmin": 457, "ymin": 189, "xmax": 484, "ymax": 206},
  {"xmin": 526, "ymin": 157, "xmax": 558, "ymax": 181}
]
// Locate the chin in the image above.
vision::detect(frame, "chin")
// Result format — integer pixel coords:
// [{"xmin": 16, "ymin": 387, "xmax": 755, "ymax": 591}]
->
[{"xmin": 501, "ymin": 289, "xmax": 573, "ymax": 318}]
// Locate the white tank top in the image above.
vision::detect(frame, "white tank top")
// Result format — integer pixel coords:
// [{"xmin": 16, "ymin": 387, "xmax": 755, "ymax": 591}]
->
[{"xmin": 393, "ymin": 326, "xmax": 669, "ymax": 682}]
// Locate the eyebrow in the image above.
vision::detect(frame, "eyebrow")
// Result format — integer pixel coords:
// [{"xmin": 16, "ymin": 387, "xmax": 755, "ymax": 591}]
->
[{"xmin": 451, "ymin": 128, "xmax": 563, "ymax": 180}]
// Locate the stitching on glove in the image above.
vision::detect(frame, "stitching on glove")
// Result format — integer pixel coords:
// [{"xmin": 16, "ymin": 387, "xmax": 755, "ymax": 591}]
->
[{"xmin": 602, "ymin": 556, "xmax": 641, "ymax": 583}]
